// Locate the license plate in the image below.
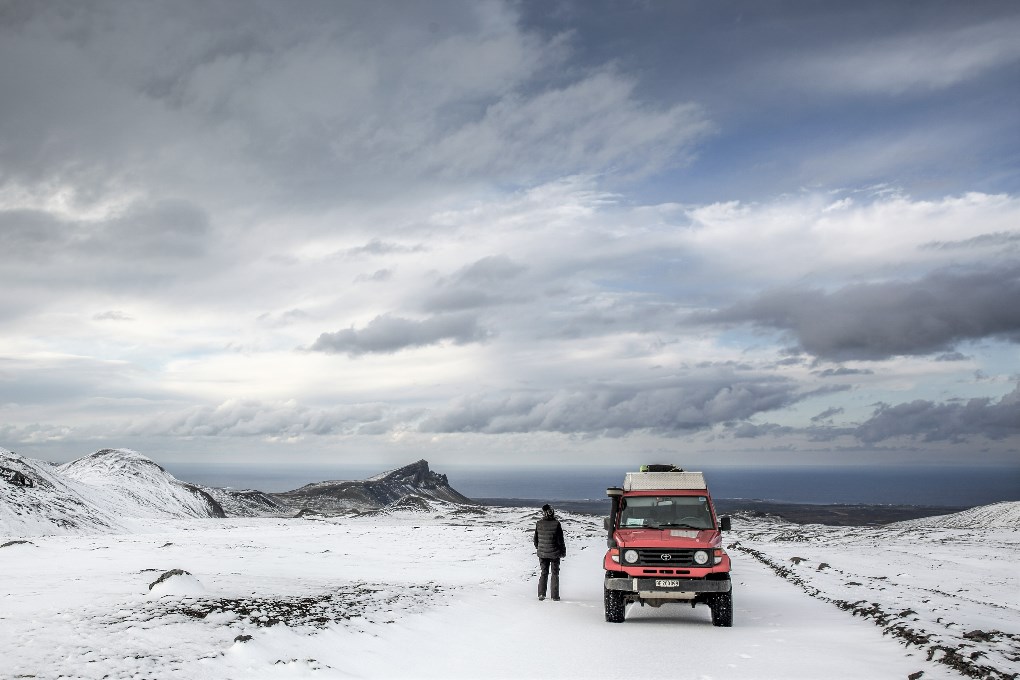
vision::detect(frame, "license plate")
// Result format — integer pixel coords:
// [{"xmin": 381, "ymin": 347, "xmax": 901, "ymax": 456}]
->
[{"xmin": 655, "ymin": 579, "xmax": 681, "ymax": 588}]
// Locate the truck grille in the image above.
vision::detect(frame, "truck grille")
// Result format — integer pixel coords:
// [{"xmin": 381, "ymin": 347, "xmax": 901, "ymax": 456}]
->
[{"xmin": 634, "ymin": 549, "xmax": 700, "ymax": 566}]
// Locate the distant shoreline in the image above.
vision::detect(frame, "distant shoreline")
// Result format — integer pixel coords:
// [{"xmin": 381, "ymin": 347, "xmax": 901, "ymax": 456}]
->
[
  {"xmin": 167, "ymin": 463, "xmax": 1020, "ymax": 508},
  {"xmin": 474, "ymin": 497, "xmax": 969, "ymax": 526}
]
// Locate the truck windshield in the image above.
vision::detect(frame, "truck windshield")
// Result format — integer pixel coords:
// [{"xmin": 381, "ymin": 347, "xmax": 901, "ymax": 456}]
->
[{"xmin": 618, "ymin": 495, "xmax": 714, "ymax": 530}]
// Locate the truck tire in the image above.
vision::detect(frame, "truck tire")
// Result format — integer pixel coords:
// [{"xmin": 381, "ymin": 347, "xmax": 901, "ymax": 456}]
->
[
  {"xmin": 604, "ymin": 586, "xmax": 626, "ymax": 623},
  {"xmin": 710, "ymin": 591, "xmax": 733, "ymax": 627}
]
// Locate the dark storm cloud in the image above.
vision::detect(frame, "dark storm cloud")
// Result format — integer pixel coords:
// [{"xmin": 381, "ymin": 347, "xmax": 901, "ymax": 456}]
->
[
  {"xmin": 922, "ymin": 231, "xmax": 1020, "ymax": 252},
  {"xmin": 0, "ymin": 199, "xmax": 210, "ymax": 265},
  {"xmin": 701, "ymin": 263, "xmax": 1020, "ymax": 360},
  {"xmin": 0, "ymin": 354, "xmax": 146, "ymax": 405},
  {"xmin": 0, "ymin": 200, "xmax": 214, "ymax": 307},
  {"xmin": 814, "ymin": 367, "xmax": 874, "ymax": 378},
  {"xmin": 419, "ymin": 372, "xmax": 804, "ymax": 436},
  {"xmin": 522, "ymin": 1, "xmax": 1020, "ymax": 201},
  {"xmin": 257, "ymin": 309, "xmax": 311, "ymax": 328},
  {"xmin": 729, "ymin": 422, "xmax": 793, "ymax": 439},
  {"xmin": 0, "ymin": 1, "xmax": 710, "ymax": 211},
  {"xmin": 422, "ymin": 255, "xmax": 529, "ymax": 313},
  {"xmin": 345, "ymin": 240, "xmax": 426, "ymax": 258},
  {"xmin": 96, "ymin": 199, "xmax": 210, "ymax": 259},
  {"xmin": 811, "ymin": 406, "xmax": 845, "ymax": 423},
  {"xmin": 0, "ymin": 209, "xmax": 67, "ymax": 260},
  {"xmin": 855, "ymin": 384, "xmax": 1020, "ymax": 443},
  {"xmin": 131, "ymin": 399, "xmax": 409, "ymax": 438},
  {"xmin": 452, "ymin": 255, "xmax": 528, "ymax": 285},
  {"xmin": 93, "ymin": 311, "xmax": 133, "ymax": 322},
  {"xmin": 310, "ymin": 313, "xmax": 490, "ymax": 356}
]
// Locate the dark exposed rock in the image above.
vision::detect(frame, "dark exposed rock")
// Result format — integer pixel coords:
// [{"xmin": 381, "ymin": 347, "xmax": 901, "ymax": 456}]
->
[
  {"xmin": 1, "ymin": 466, "xmax": 35, "ymax": 487},
  {"xmin": 138, "ymin": 582, "xmax": 446, "ymax": 629},
  {"xmin": 387, "ymin": 494, "xmax": 434, "ymax": 513},
  {"xmin": 198, "ymin": 486, "xmax": 289, "ymax": 518},
  {"xmin": 180, "ymin": 484, "xmax": 227, "ymax": 518},
  {"xmin": 149, "ymin": 569, "xmax": 192, "ymax": 590},
  {"xmin": 1, "ymin": 540, "xmax": 34, "ymax": 548}
]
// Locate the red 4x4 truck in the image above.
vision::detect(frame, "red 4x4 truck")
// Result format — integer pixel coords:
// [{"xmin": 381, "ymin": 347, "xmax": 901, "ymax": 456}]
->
[{"xmin": 603, "ymin": 468, "xmax": 733, "ymax": 626}]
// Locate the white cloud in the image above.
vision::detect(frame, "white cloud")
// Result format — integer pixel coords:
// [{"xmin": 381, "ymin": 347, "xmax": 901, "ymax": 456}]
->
[
  {"xmin": 680, "ymin": 191, "xmax": 1020, "ymax": 286},
  {"xmin": 2, "ymin": 2, "xmax": 1019, "ymax": 464}
]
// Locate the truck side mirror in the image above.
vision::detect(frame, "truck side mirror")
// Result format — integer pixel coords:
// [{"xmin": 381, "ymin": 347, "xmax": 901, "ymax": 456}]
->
[
  {"xmin": 720, "ymin": 516, "xmax": 731, "ymax": 532},
  {"xmin": 603, "ymin": 516, "xmax": 614, "ymax": 531}
]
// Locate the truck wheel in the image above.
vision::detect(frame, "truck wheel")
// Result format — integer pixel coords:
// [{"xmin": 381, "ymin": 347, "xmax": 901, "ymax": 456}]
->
[
  {"xmin": 710, "ymin": 592, "xmax": 733, "ymax": 627},
  {"xmin": 604, "ymin": 586, "xmax": 626, "ymax": 623}
]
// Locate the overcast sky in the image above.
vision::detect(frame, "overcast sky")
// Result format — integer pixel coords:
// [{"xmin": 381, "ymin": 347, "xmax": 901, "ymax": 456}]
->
[{"xmin": 2, "ymin": 0, "xmax": 1019, "ymax": 470}]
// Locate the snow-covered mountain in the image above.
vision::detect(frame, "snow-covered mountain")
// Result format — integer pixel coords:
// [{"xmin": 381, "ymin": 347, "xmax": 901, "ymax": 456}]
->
[
  {"xmin": 270, "ymin": 459, "xmax": 476, "ymax": 514},
  {"xmin": 2, "ymin": 449, "xmax": 475, "ymax": 536},
  {"xmin": 1, "ymin": 448, "xmax": 233, "ymax": 536}
]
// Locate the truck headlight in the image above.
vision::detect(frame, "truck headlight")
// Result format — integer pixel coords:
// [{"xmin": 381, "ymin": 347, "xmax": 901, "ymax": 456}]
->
[
  {"xmin": 693, "ymin": 550, "xmax": 709, "ymax": 565},
  {"xmin": 623, "ymin": 549, "xmax": 639, "ymax": 564}
]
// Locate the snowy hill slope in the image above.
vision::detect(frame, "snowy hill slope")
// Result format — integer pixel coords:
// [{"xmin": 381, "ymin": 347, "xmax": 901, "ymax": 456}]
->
[
  {"xmin": 731, "ymin": 504, "xmax": 1020, "ymax": 680},
  {"xmin": 889, "ymin": 500, "xmax": 1020, "ymax": 529},
  {"xmin": 1, "ymin": 448, "xmax": 227, "ymax": 537},
  {"xmin": 2, "ymin": 448, "xmax": 120, "ymax": 536}
]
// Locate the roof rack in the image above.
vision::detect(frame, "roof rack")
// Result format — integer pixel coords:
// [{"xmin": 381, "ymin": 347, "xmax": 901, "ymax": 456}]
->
[{"xmin": 624, "ymin": 471, "xmax": 706, "ymax": 491}]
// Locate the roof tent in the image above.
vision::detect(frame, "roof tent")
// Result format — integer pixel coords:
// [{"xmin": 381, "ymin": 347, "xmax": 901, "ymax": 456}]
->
[{"xmin": 624, "ymin": 471, "xmax": 707, "ymax": 491}]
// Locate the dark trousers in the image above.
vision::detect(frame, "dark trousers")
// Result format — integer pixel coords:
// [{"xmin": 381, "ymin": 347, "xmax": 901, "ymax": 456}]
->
[{"xmin": 538, "ymin": 558, "xmax": 560, "ymax": 599}]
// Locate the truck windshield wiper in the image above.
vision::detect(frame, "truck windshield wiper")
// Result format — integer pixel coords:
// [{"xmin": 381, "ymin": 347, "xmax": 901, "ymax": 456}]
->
[{"xmin": 658, "ymin": 523, "xmax": 703, "ymax": 529}]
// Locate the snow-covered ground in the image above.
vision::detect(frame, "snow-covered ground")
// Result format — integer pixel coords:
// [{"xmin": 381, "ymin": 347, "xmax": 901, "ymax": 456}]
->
[{"xmin": 4, "ymin": 503, "xmax": 1018, "ymax": 679}]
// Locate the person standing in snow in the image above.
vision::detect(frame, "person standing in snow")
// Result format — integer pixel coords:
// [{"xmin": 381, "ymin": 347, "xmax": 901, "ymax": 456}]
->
[{"xmin": 533, "ymin": 503, "xmax": 566, "ymax": 601}]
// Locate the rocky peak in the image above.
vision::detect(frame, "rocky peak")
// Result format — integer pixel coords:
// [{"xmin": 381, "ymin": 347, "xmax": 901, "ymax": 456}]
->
[
  {"xmin": 274, "ymin": 459, "xmax": 473, "ymax": 514},
  {"xmin": 369, "ymin": 460, "xmax": 448, "ymax": 489}
]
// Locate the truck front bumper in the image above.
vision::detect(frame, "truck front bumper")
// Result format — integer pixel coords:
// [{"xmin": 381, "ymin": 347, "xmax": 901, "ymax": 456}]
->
[{"xmin": 605, "ymin": 577, "xmax": 731, "ymax": 595}]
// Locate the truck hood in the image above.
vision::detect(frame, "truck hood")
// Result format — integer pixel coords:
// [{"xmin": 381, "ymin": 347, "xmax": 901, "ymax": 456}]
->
[{"xmin": 615, "ymin": 528, "xmax": 720, "ymax": 548}]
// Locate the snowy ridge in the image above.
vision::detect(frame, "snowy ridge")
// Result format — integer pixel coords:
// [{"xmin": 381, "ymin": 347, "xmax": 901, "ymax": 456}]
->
[
  {"xmin": 889, "ymin": 500, "xmax": 1020, "ymax": 529},
  {"xmin": 199, "ymin": 485, "xmax": 288, "ymax": 518},
  {"xmin": 1, "ymin": 448, "xmax": 225, "ymax": 537}
]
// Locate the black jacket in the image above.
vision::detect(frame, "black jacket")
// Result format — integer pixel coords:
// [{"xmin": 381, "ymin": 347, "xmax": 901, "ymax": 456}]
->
[{"xmin": 534, "ymin": 517, "xmax": 566, "ymax": 559}]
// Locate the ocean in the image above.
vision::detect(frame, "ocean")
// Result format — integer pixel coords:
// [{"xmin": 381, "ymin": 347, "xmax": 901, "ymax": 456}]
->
[{"xmin": 163, "ymin": 463, "xmax": 1020, "ymax": 508}]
